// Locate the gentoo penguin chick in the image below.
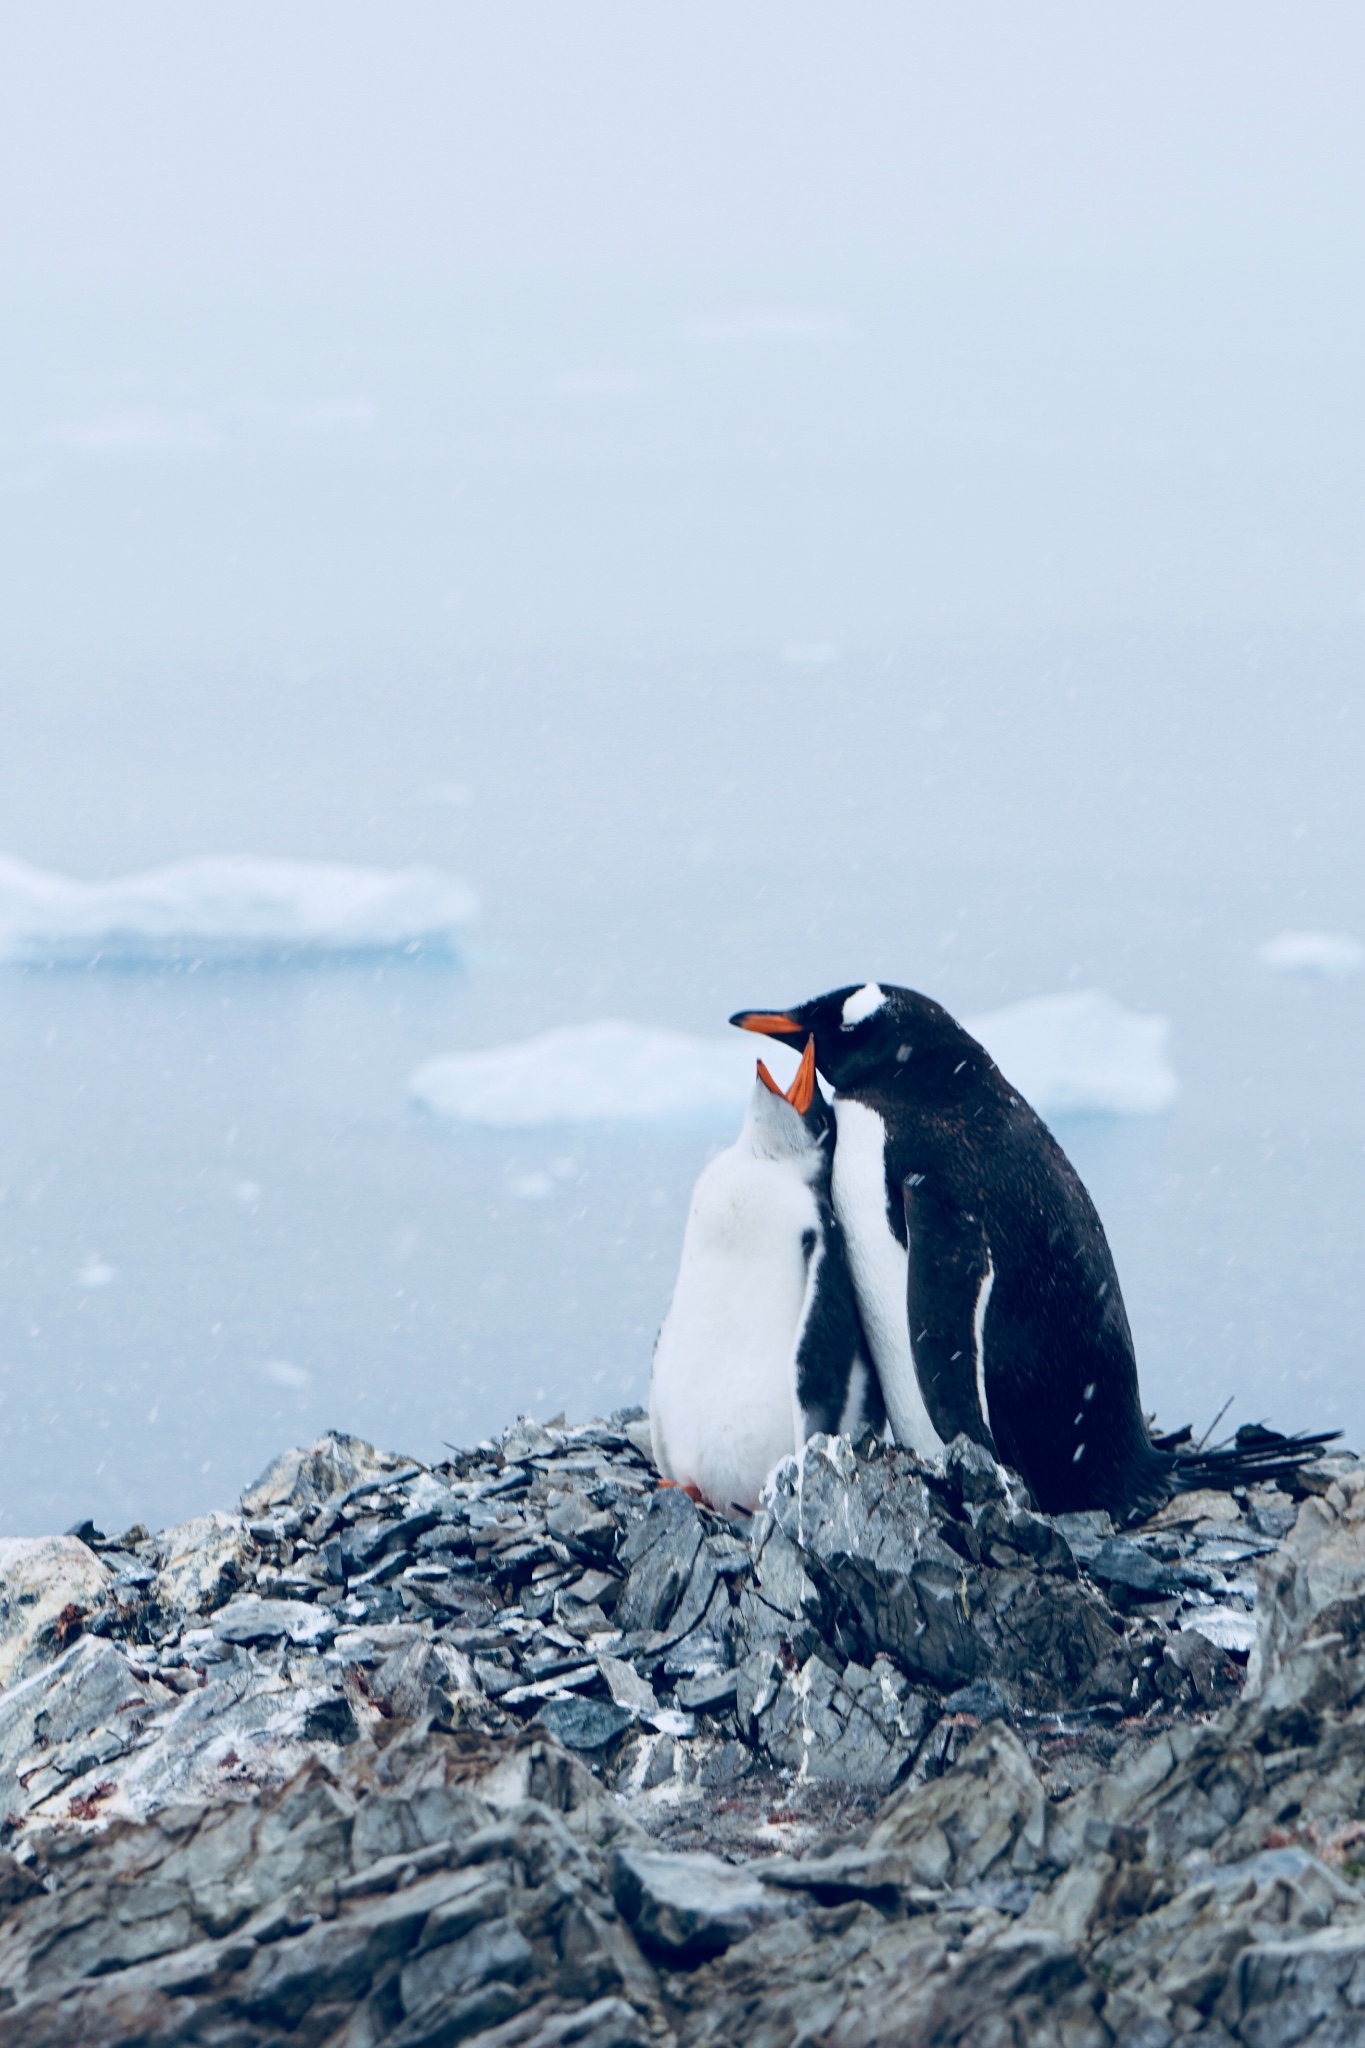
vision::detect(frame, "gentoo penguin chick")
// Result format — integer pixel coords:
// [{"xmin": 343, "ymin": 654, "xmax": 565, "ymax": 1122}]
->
[
  {"xmin": 650, "ymin": 1039, "xmax": 883, "ymax": 1514},
  {"xmin": 730, "ymin": 984, "xmax": 1164, "ymax": 1517}
]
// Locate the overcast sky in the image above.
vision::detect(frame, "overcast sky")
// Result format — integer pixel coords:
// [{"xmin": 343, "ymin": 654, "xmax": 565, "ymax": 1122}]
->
[
  {"xmin": 3, "ymin": 5, "xmax": 1363, "ymax": 281},
  {"xmin": 2, "ymin": 4, "xmax": 1364, "ymax": 652}
]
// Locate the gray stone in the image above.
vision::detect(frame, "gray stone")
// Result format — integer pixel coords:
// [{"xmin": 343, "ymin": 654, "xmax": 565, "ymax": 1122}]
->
[
  {"xmin": 1219, "ymin": 1922, "xmax": 1365, "ymax": 2045},
  {"xmin": 501, "ymin": 1418, "xmax": 561, "ymax": 1461},
  {"xmin": 545, "ymin": 1494, "xmax": 618, "ymax": 1561},
  {"xmin": 241, "ymin": 1429, "xmax": 420, "ymax": 1516},
  {"xmin": 654, "ymin": 1547, "xmax": 721, "ymax": 1649},
  {"xmin": 596, "ymin": 1655, "xmax": 658, "ymax": 1716},
  {"xmin": 974, "ymin": 1500, "xmax": 1078, "ymax": 1575},
  {"xmin": 865, "ymin": 1723, "xmax": 1048, "ymax": 1885},
  {"xmin": 1052, "ymin": 1510, "xmax": 1116, "ymax": 1564},
  {"xmin": 639, "ymin": 1732, "xmax": 676, "ymax": 1788},
  {"xmin": 1247, "ymin": 1499, "xmax": 1298, "ymax": 1541},
  {"xmin": 609, "ymin": 1846, "xmax": 795, "ymax": 1963},
  {"xmin": 417, "ymin": 1871, "xmax": 513, "ymax": 1946},
  {"xmin": 759, "ymin": 1652, "xmax": 929, "ymax": 1791},
  {"xmin": 697, "ymin": 1739, "xmax": 752, "ymax": 1788},
  {"xmin": 0, "ymin": 1852, "xmax": 44, "ymax": 1906},
  {"xmin": 458, "ymin": 1997, "xmax": 653, "ymax": 2048},
  {"xmin": 734, "ymin": 1647, "xmax": 782, "ymax": 1735},
  {"xmin": 674, "ymin": 1669, "xmax": 737, "ymax": 1713},
  {"xmin": 104, "ymin": 1668, "xmax": 357, "ymax": 1818},
  {"xmin": 211, "ymin": 1593, "xmax": 337, "ymax": 1647},
  {"xmin": 1089, "ymin": 1537, "xmax": 1183, "ymax": 1597},
  {"xmin": 553, "ymin": 1592, "xmax": 613, "ymax": 1638},
  {"xmin": 758, "ymin": 1435, "xmax": 1113, "ymax": 1708},
  {"xmin": 1247, "ymin": 1469, "xmax": 1365, "ymax": 1699},
  {"xmin": 352, "ymin": 1779, "xmax": 493, "ymax": 1866},
  {"xmin": 942, "ymin": 1677, "xmax": 1014, "ymax": 1722},
  {"xmin": 152, "ymin": 1511, "xmax": 256, "ymax": 1620},
  {"xmin": 748, "ymin": 1516, "xmax": 826, "ymax": 1634},
  {"xmin": 943, "ymin": 1433, "xmax": 1016, "ymax": 1507},
  {"xmin": 0, "ymin": 1636, "xmax": 170, "ymax": 1819},
  {"xmin": 370, "ymin": 1637, "xmax": 443, "ymax": 1720},
  {"xmin": 613, "ymin": 1488, "xmax": 703, "ymax": 1634},
  {"xmin": 536, "ymin": 1698, "xmax": 633, "ymax": 1751},
  {"xmin": 399, "ymin": 1912, "xmax": 534, "ymax": 2019},
  {"xmin": 0, "ymin": 1536, "xmax": 112, "ymax": 1687},
  {"xmin": 661, "ymin": 1588, "xmax": 733, "ymax": 1679}
]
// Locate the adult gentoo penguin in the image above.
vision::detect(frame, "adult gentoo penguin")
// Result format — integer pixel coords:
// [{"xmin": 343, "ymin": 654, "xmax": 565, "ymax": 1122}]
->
[
  {"xmin": 649, "ymin": 1038, "xmax": 884, "ymax": 1513},
  {"xmin": 732, "ymin": 984, "xmax": 1332, "ymax": 1520}
]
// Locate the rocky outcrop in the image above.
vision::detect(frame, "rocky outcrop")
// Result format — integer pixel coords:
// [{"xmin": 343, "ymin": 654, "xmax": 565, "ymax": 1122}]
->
[
  {"xmin": 0, "ymin": 1417, "xmax": 1359, "ymax": 2043},
  {"xmin": 0, "ymin": 1537, "xmax": 113, "ymax": 1689}
]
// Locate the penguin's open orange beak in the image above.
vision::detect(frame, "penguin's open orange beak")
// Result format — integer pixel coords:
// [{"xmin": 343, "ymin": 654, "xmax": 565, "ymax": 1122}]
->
[
  {"xmin": 730, "ymin": 1008, "xmax": 803, "ymax": 1037},
  {"xmin": 755, "ymin": 1038, "xmax": 817, "ymax": 1114}
]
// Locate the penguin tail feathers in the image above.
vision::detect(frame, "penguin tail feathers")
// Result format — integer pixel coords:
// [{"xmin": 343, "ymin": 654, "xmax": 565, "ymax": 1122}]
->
[{"xmin": 1164, "ymin": 1420, "xmax": 1341, "ymax": 1498}]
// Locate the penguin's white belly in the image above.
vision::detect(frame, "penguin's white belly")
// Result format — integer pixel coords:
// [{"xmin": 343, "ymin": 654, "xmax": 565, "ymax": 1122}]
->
[
  {"xmin": 831, "ymin": 1097, "xmax": 944, "ymax": 1458},
  {"xmin": 650, "ymin": 1152, "xmax": 816, "ymax": 1511}
]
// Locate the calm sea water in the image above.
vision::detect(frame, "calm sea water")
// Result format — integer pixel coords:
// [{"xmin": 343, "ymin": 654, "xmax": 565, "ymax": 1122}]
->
[{"xmin": 0, "ymin": 632, "xmax": 1361, "ymax": 1535}]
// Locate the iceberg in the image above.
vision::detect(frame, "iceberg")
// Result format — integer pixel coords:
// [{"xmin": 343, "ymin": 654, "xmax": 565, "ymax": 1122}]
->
[
  {"xmin": 966, "ymin": 990, "xmax": 1177, "ymax": 1118},
  {"xmin": 1257, "ymin": 930, "xmax": 1363, "ymax": 977},
  {"xmin": 410, "ymin": 989, "xmax": 1176, "ymax": 1128},
  {"xmin": 0, "ymin": 855, "xmax": 477, "ymax": 965},
  {"xmin": 410, "ymin": 1020, "xmax": 762, "ymax": 1127}
]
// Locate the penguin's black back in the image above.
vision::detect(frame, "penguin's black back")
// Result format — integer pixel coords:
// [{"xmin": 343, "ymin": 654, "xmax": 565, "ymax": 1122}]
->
[{"xmin": 848, "ymin": 1019, "xmax": 1169, "ymax": 1517}]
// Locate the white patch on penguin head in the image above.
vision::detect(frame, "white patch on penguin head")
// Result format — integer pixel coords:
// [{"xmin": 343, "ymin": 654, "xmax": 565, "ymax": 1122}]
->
[{"xmin": 840, "ymin": 983, "xmax": 887, "ymax": 1030}]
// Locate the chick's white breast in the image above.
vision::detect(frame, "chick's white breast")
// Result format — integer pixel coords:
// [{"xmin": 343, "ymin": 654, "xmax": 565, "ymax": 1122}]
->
[{"xmin": 650, "ymin": 1147, "xmax": 819, "ymax": 1509}]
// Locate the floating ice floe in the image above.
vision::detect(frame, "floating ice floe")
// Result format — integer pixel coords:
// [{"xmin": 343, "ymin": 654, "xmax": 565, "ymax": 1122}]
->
[
  {"xmin": 410, "ymin": 989, "xmax": 1175, "ymax": 1128},
  {"xmin": 967, "ymin": 989, "xmax": 1178, "ymax": 1118},
  {"xmin": 1257, "ymin": 930, "xmax": 1364, "ymax": 977},
  {"xmin": 410, "ymin": 1020, "xmax": 764, "ymax": 1127},
  {"xmin": 0, "ymin": 854, "xmax": 477, "ymax": 965}
]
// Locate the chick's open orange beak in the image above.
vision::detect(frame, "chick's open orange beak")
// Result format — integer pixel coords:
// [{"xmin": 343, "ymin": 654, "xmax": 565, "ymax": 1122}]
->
[
  {"xmin": 786, "ymin": 1037, "xmax": 817, "ymax": 1113},
  {"xmin": 755, "ymin": 1038, "xmax": 816, "ymax": 1114}
]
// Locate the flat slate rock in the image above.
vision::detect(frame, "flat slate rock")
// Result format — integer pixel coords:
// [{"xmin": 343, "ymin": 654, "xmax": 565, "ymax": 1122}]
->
[
  {"xmin": 609, "ymin": 1846, "xmax": 797, "ymax": 1963},
  {"xmin": 212, "ymin": 1595, "xmax": 338, "ymax": 1647},
  {"xmin": 535, "ymin": 1697, "xmax": 633, "ymax": 1751}
]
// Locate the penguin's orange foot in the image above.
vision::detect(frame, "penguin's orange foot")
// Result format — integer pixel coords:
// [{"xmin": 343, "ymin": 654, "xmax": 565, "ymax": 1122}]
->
[{"xmin": 658, "ymin": 1478, "xmax": 706, "ymax": 1503}]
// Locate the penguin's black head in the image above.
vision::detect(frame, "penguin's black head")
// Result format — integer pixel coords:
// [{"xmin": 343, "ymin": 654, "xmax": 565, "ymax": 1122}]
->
[{"xmin": 731, "ymin": 982, "xmax": 980, "ymax": 1095}]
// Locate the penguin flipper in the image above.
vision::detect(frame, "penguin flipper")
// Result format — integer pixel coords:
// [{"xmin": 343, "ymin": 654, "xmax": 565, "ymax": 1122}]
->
[
  {"xmin": 902, "ymin": 1174, "xmax": 997, "ymax": 1456},
  {"xmin": 791, "ymin": 1215, "xmax": 883, "ymax": 1445}
]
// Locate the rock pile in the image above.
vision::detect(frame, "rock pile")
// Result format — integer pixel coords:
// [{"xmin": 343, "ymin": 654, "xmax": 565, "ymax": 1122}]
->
[{"xmin": 0, "ymin": 1415, "xmax": 1359, "ymax": 2045}]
